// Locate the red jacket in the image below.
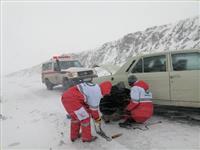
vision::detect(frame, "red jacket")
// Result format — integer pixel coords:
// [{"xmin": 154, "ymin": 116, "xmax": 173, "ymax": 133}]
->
[
  {"xmin": 61, "ymin": 81, "xmax": 112, "ymax": 142},
  {"xmin": 126, "ymin": 80, "xmax": 153, "ymax": 123},
  {"xmin": 61, "ymin": 85, "xmax": 100, "ymax": 120},
  {"xmin": 61, "ymin": 81, "xmax": 112, "ymax": 121}
]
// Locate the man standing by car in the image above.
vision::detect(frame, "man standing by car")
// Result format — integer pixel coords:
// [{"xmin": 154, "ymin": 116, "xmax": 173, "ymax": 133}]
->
[
  {"xmin": 119, "ymin": 75, "xmax": 153, "ymax": 127},
  {"xmin": 61, "ymin": 81, "xmax": 112, "ymax": 142}
]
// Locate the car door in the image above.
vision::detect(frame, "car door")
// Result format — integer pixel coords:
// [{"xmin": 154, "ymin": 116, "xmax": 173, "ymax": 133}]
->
[
  {"xmin": 53, "ymin": 62, "xmax": 62, "ymax": 84},
  {"xmin": 42, "ymin": 62, "xmax": 54, "ymax": 82},
  {"xmin": 130, "ymin": 54, "xmax": 170, "ymax": 101},
  {"xmin": 47, "ymin": 62, "xmax": 57, "ymax": 84},
  {"xmin": 170, "ymin": 51, "xmax": 200, "ymax": 102}
]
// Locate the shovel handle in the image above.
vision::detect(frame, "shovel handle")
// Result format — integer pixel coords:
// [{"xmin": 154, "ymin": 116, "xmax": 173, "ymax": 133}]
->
[{"xmin": 111, "ymin": 133, "xmax": 123, "ymax": 139}]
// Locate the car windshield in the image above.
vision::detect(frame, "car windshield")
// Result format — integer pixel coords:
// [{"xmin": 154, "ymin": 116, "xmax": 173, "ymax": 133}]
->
[{"xmin": 59, "ymin": 60, "xmax": 82, "ymax": 69}]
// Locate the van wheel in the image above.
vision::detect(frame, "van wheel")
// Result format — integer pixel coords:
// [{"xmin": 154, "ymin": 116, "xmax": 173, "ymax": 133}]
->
[
  {"xmin": 63, "ymin": 78, "xmax": 74, "ymax": 90},
  {"xmin": 45, "ymin": 79, "xmax": 54, "ymax": 90}
]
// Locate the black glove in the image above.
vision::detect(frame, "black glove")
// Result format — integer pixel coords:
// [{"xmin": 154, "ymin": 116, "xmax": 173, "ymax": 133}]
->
[{"xmin": 124, "ymin": 109, "xmax": 131, "ymax": 116}]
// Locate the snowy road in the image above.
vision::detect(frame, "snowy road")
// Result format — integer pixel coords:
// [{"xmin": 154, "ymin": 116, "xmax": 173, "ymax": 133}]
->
[{"xmin": 1, "ymin": 74, "xmax": 200, "ymax": 150}]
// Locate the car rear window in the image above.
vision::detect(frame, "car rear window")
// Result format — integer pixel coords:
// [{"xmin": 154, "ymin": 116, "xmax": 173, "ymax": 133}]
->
[{"xmin": 172, "ymin": 52, "xmax": 200, "ymax": 71}]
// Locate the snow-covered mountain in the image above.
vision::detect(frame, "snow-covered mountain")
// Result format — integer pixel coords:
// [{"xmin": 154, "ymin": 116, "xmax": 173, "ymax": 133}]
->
[
  {"xmin": 76, "ymin": 16, "xmax": 200, "ymax": 67},
  {"xmin": 6, "ymin": 16, "xmax": 199, "ymax": 76}
]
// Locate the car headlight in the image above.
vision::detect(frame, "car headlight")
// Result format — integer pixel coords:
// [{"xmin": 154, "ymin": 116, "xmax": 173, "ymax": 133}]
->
[
  {"xmin": 68, "ymin": 72, "xmax": 78, "ymax": 78},
  {"xmin": 93, "ymin": 69, "xmax": 97, "ymax": 75}
]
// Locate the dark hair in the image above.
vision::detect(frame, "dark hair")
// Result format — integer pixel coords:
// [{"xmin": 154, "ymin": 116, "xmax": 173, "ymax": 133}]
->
[{"xmin": 128, "ymin": 75, "xmax": 137, "ymax": 85}]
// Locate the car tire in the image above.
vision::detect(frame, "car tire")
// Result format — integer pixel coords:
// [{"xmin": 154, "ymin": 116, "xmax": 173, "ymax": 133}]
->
[
  {"xmin": 62, "ymin": 78, "xmax": 74, "ymax": 90},
  {"xmin": 45, "ymin": 79, "xmax": 54, "ymax": 90}
]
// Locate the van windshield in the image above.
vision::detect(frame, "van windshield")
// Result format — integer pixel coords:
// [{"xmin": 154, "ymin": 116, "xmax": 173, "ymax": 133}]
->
[{"xmin": 59, "ymin": 61, "xmax": 82, "ymax": 69}]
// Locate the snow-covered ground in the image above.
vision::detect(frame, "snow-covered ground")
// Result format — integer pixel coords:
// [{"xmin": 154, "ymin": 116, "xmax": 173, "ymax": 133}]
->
[{"xmin": 1, "ymin": 74, "xmax": 200, "ymax": 150}]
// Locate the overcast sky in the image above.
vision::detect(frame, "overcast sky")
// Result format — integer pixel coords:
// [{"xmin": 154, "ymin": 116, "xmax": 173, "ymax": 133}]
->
[{"xmin": 1, "ymin": 1, "xmax": 199, "ymax": 75}]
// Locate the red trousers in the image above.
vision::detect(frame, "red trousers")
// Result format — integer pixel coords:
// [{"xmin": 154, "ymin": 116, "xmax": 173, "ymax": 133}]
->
[
  {"xmin": 61, "ymin": 89, "xmax": 93, "ymax": 141},
  {"xmin": 127, "ymin": 101, "xmax": 153, "ymax": 123},
  {"xmin": 70, "ymin": 113, "xmax": 92, "ymax": 141}
]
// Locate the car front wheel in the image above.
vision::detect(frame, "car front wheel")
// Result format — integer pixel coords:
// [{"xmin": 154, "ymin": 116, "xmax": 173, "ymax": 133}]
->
[
  {"xmin": 62, "ymin": 78, "xmax": 74, "ymax": 91},
  {"xmin": 45, "ymin": 79, "xmax": 54, "ymax": 90}
]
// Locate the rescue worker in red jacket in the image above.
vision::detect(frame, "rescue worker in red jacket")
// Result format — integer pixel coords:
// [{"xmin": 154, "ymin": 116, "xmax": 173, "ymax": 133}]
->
[
  {"xmin": 61, "ymin": 81, "xmax": 112, "ymax": 142},
  {"xmin": 119, "ymin": 75, "xmax": 153, "ymax": 127}
]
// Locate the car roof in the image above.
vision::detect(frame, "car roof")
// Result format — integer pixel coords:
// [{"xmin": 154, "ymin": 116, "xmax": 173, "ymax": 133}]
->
[
  {"xmin": 115, "ymin": 49, "xmax": 199, "ymax": 74},
  {"xmin": 42, "ymin": 58, "xmax": 78, "ymax": 64},
  {"xmin": 129, "ymin": 49, "xmax": 200, "ymax": 60}
]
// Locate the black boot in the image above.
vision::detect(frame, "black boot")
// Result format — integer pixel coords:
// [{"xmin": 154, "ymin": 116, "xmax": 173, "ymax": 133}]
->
[{"xmin": 119, "ymin": 118, "xmax": 135, "ymax": 128}]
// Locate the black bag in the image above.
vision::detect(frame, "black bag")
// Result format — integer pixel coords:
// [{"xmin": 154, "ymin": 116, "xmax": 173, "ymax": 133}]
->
[{"xmin": 100, "ymin": 82, "xmax": 130, "ymax": 116}]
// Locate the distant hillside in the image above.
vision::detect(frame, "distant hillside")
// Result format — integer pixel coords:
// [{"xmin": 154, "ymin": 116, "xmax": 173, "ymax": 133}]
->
[
  {"xmin": 7, "ymin": 16, "xmax": 200, "ymax": 76},
  {"xmin": 6, "ymin": 64, "xmax": 41, "ymax": 77},
  {"xmin": 75, "ymin": 16, "xmax": 199, "ymax": 67}
]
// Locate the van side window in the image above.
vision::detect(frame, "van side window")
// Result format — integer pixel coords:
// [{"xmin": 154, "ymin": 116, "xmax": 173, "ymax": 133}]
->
[
  {"xmin": 144, "ymin": 55, "xmax": 166, "ymax": 72},
  {"xmin": 131, "ymin": 59, "xmax": 142, "ymax": 73},
  {"xmin": 172, "ymin": 52, "xmax": 200, "ymax": 71},
  {"xmin": 42, "ymin": 62, "xmax": 52, "ymax": 71}
]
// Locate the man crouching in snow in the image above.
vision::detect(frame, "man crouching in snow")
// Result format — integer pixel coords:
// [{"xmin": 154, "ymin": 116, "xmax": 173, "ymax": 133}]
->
[
  {"xmin": 119, "ymin": 75, "xmax": 153, "ymax": 128},
  {"xmin": 61, "ymin": 81, "xmax": 112, "ymax": 142}
]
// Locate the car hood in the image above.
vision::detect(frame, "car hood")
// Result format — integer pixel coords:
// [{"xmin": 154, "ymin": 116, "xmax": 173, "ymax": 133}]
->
[
  {"xmin": 61, "ymin": 67, "xmax": 93, "ymax": 72},
  {"xmin": 98, "ymin": 64, "xmax": 120, "ymax": 75}
]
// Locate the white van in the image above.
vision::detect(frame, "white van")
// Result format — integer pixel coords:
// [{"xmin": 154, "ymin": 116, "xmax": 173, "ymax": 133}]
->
[
  {"xmin": 93, "ymin": 49, "xmax": 200, "ymax": 108},
  {"xmin": 42, "ymin": 55, "xmax": 97, "ymax": 90}
]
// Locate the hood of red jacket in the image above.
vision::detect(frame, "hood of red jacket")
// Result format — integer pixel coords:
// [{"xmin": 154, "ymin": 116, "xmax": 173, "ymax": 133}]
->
[
  {"xmin": 100, "ymin": 81, "xmax": 112, "ymax": 96},
  {"xmin": 133, "ymin": 80, "xmax": 149, "ymax": 91}
]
